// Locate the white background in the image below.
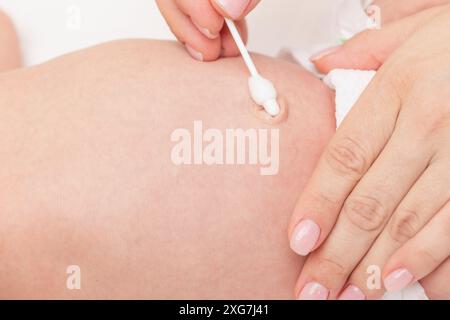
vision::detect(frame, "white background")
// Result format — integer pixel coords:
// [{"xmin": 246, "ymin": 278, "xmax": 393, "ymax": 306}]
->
[{"xmin": 0, "ymin": 0, "xmax": 338, "ymax": 66}]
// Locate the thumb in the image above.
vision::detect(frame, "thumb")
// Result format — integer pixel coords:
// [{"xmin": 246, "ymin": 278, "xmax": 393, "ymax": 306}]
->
[
  {"xmin": 312, "ymin": 5, "xmax": 445, "ymax": 74},
  {"xmin": 211, "ymin": 0, "xmax": 261, "ymax": 20}
]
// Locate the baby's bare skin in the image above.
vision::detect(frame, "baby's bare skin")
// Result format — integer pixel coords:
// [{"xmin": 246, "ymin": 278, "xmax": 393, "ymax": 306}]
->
[
  {"xmin": 0, "ymin": 39, "xmax": 335, "ymax": 299},
  {"xmin": 0, "ymin": 9, "xmax": 447, "ymax": 296}
]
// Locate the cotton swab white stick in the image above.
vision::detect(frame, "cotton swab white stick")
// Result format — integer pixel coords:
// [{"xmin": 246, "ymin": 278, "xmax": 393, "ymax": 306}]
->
[
  {"xmin": 224, "ymin": 18, "xmax": 280, "ymax": 117},
  {"xmin": 224, "ymin": 18, "xmax": 258, "ymax": 77}
]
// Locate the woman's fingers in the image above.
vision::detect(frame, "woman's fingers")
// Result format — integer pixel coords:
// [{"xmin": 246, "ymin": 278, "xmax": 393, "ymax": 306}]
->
[
  {"xmin": 211, "ymin": 0, "xmax": 258, "ymax": 58},
  {"xmin": 157, "ymin": 0, "xmax": 259, "ymax": 61},
  {"xmin": 312, "ymin": 5, "xmax": 447, "ymax": 73},
  {"xmin": 293, "ymin": 5, "xmax": 450, "ymax": 300},
  {"xmin": 157, "ymin": 0, "xmax": 221, "ymax": 61},
  {"xmin": 421, "ymin": 258, "xmax": 450, "ymax": 300},
  {"xmin": 211, "ymin": 0, "xmax": 261, "ymax": 20},
  {"xmin": 175, "ymin": 0, "xmax": 224, "ymax": 39},
  {"xmin": 289, "ymin": 74, "xmax": 400, "ymax": 258},
  {"xmin": 294, "ymin": 108, "xmax": 432, "ymax": 299},
  {"xmin": 383, "ymin": 201, "xmax": 450, "ymax": 292},
  {"xmin": 338, "ymin": 161, "xmax": 450, "ymax": 299},
  {"xmin": 220, "ymin": 19, "xmax": 248, "ymax": 57},
  {"xmin": 242, "ymin": 0, "xmax": 261, "ymax": 17}
]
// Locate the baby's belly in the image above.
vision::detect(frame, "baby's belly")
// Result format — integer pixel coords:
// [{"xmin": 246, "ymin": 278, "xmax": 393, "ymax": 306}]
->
[{"xmin": 0, "ymin": 40, "xmax": 335, "ymax": 299}]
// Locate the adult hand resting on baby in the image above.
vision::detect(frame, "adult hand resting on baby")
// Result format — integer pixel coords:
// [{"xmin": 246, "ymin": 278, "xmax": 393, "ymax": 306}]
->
[
  {"xmin": 290, "ymin": 2, "xmax": 450, "ymax": 299},
  {"xmin": 156, "ymin": 0, "xmax": 260, "ymax": 61},
  {"xmin": 158, "ymin": 0, "xmax": 449, "ymax": 299}
]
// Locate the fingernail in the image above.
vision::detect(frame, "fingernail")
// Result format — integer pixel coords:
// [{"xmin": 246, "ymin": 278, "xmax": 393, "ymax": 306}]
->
[
  {"xmin": 384, "ymin": 268, "xmax": 414, "ymax": 292},
  {"xmin": 290, "ymin": 219, "xmax": 320, "ymax": 256},
  {"xmin": 338, "ymin": 285, "xmax": 366, "ymax": 300},
  {"xmin": 298, "ymin": 282, "xmax": 329, "ymax": 300},
  {"xmin": 310, "ymin": 45, "xmax": 341, "ymax": 62},
  {"xmin": 214, "ymin": 0, "xmax": 251, "ymax": 19},
  {"xmin": 193, "ymin": 21, "xmax": 219, "ymax": 39},
  {"xmin": 186, "ymin": 44, "xmax": 203, "ymax": 61}
]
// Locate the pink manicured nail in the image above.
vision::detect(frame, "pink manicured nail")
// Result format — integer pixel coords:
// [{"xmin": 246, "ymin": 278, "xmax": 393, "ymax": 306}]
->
[
  {"xmin": 298, "ymin": 282, "xmax": 329, "ymax": 300},
  {"xmin": 192, "ymin": 21, "xmax": 219, "ymax": 39},
  {"xmin": 338, "ymin": 285, "xmax": 366, "ymax": 300},
  {"xmin": 384, "ymin": 268, "xmax": 414, "ymax": 292},
  {"xmin": 290, "ymin": 219, "xmax": 320, "ymax": 256},
  {"xmin": 214, "ymin": 0, "xmax": 251, "ymax": 19},
  {"xmin": 186, "ymin": 45, "xmax": 203, "ymax": 61},
  {"xmin": 310, "ymin": 45, "xmax": 341, "ymax": 61}
]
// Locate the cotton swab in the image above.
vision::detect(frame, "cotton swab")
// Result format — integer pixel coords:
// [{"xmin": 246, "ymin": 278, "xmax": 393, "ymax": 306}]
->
[{"xmin": 224, "ymin": 18, "xmax": 280, "ymax": 117}]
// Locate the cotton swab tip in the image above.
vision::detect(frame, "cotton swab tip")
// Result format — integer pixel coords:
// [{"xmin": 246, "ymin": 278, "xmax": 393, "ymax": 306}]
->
[{"xmin": 263, "ymin": 99, "xmax": 281, "ymax": 117}]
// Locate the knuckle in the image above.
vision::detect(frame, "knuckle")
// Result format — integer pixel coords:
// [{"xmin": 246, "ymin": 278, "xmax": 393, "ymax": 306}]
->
[
  {"xmin": 344, "ymin": 194, "xmax": 387, "ymax": 232},
  {"xmin": 417, "ymin": 247, "xmax": 441, "ymax": 266},
  {"xmin": 315, "ymin": 256, "xmax": 349, "ymax": 281},
  {"xmin": 388, "ymin": 208, "xmax": 421, "ymax": 243},
  {"xmin": 380, "ymin": 59, "xmax": 414, "ymax": 94},
  {"xmin": 423, "ymin": 108, "xmax": 450, "ymax": 139},
  {"xmin": 408, "ymin": 99, "xmax": 450, "ymax": 140},
  {"xmin": 308, "ymin": 190, "xmax": 340, "ymax": 213},
  {"xmin": 325, "ymin": 137, "xmax": 369, "ymax": 178},
  {"xmin": 396, "ymin": 71, "xmax": 450, "ymax": 140}
]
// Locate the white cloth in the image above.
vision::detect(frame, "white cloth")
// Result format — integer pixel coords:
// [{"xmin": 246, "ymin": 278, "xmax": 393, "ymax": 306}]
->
[{"xmin": 323, "ymin": 69, "xmax": 376, "ymax": 127}]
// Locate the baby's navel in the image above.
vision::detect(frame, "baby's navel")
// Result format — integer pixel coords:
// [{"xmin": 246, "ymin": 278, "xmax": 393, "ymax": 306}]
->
[{"xmin": 250, "ymin": 96, "xmax": 289, "ymax": 125}]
